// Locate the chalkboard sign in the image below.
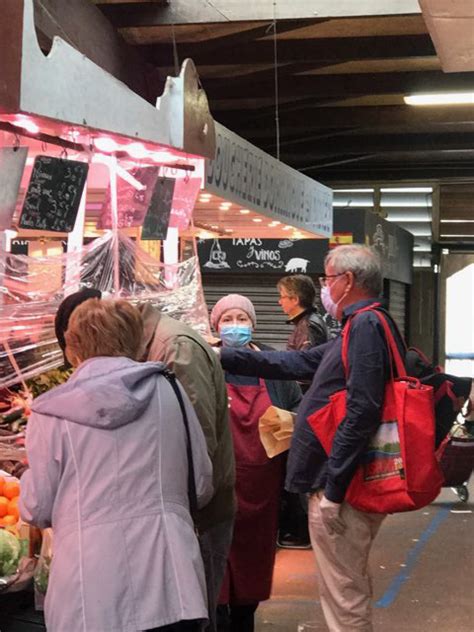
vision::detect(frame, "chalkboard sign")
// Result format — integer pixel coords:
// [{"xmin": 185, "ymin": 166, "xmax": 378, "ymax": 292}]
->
[
  {"xmin": 141, "ymin": 177, "xmax": 175, "ymax": 240},
  {"xmin": 19, "ymin": 155, "xmax": 89, "ymax": 232},
  {"xmin": 198, "ymin": 237, "xmax": 327, "ymax": 274}
]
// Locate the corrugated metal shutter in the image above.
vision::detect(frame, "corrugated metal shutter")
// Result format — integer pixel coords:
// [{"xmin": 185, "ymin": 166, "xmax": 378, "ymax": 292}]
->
[
  {"xmin": 202, "ymin": 273, "xmax": 290, "ymax": 349},
  {"xmin": 388, "ymin": 280, "xmax": 407, "ymax": 337}
]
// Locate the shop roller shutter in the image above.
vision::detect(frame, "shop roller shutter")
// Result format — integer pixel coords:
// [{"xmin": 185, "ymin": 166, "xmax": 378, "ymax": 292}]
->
[
  {"xmin": 388, "ymin": 280, "xmax": 407, "ymax": 337},
  {"xmin": 202, "ymin": 273, "xmax": 290, "ymax": 349}
]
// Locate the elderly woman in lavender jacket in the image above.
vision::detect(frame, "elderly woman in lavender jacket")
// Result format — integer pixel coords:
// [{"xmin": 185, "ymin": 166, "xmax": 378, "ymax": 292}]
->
[{"xmin": 19, "ymin": 298, "xmax": 213, "ymax": 632}]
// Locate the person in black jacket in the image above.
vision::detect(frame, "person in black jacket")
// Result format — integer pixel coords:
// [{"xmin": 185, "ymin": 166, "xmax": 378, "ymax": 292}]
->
[
  {"xmin": 277, "ymin": 275, "xmax": 328, "ymax": 355},
  {"xmin": 277, "ymin": 275, "xmax": 328, "ymax": 549}
]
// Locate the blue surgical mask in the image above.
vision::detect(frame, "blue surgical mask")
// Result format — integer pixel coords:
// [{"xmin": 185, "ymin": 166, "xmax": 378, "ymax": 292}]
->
[{"xmin": 220, "ymin": 325, "xmax": 252, "ymax": 347}]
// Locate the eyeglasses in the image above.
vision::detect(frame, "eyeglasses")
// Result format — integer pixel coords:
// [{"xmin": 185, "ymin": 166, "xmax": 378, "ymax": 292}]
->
[
  {"xmin": 279, "ymin": 294, "xmax": 294, "ymax": 300},
  {"xmin": 319, "ymin": 273, "xmax": 346, "ymax": 288}
]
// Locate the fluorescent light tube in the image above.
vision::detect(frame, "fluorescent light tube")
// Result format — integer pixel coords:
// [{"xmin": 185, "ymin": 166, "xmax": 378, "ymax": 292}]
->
[{"xmin": 404, "ymin": 93, "xmax": 474, "ymax": 106}]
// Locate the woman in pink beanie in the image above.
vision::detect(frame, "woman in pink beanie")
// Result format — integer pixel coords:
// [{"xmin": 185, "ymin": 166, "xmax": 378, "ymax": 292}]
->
[{"xmin": 210, "ymin": 294, "xmax": 301, "ymax": 632}]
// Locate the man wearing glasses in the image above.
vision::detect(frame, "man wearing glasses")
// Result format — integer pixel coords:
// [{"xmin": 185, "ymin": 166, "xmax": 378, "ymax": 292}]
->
[
  {"xmin": 218, "ymin": 244, "xmax": 404, "ymax": 632},
  {"xmin": 277, "ymin": 274, "xmax": 328, "ymax": 356},
  {"xmin": 276, "ymin": 274, "xmax": 328, "ymax": 550}
]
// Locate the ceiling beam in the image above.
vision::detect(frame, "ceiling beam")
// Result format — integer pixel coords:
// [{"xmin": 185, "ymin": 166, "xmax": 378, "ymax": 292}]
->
[
  {"xmin": 33, "ymin": 0, "xmax": 151, "ymax": 99},
  {"xmin": 143, "ymin": 34, "xmax": 435, "ymax": 66},
  {"xmin": 202, "ymin": 70, "xmax": 474, "ymax": 100},
  {"xmin": 279, "ymin": 133, "xmax": 474, "ymax": 164},
  {"xmin": 95, "ymin": 1, "xmax": 421, "ymax": 24},
  {"xmin": 227, "ymin": 105, "xmax": 474, "ymax": 138},
  {"xmin": 308, "ymin": 165, "xmax": 474, "ymax": 183}
]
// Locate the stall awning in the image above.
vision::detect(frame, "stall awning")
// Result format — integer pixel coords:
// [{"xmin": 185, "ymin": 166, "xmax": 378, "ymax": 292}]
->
[
  {"xmin": 204, "ymin": 123, "xmax": 333, "ymax": 238},
  {"xmin": 0, "ymin": 0, "xmax": 215, "ymax": 159}
]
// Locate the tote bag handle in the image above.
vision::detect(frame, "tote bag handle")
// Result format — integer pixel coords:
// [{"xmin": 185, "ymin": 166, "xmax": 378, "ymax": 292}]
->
[{"xmin": 341, "ymin": 304, "xmax": 406, "ymax": 378}]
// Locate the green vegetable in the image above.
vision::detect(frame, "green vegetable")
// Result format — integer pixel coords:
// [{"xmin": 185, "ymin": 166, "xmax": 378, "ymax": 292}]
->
[
  {"xmin": 34, "ymin": 556, "xmax": 52, "ymax": 594},
  {"xmin": 0, "ymin": 528, "xmax": 21, "ymax": 577}
]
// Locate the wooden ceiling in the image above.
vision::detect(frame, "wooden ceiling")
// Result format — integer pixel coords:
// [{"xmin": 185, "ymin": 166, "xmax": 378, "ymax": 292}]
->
[{"xmin": 93, "ymin": 4, "xmax": 474, "ymax": 187}]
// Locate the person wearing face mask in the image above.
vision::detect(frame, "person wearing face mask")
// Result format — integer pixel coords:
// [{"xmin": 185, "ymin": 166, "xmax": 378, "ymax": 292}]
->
[
  {"xmin": 216, "ymin": 247, "xmax": 406, "ymax": 632},
  {"xmin": 209, "ymin": 294, "xmax": 301, "ymax": 632}
]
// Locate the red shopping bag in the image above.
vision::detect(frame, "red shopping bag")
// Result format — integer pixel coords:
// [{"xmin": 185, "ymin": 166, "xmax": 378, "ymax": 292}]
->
[{"xmin": 308, "ymin": 307, "xmax": 444, "ymax": 513}]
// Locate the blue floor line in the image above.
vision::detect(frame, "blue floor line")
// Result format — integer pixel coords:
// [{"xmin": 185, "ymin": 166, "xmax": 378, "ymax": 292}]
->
[{"xmin": 375, "ymin": 504, "xmax": 453, "ymax": 608}]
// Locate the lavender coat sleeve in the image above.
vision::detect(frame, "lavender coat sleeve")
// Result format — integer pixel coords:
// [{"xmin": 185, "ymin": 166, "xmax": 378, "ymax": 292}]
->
[{"xmin": 20, "ymin": 412, "xmax": 62, "ymax": 529}]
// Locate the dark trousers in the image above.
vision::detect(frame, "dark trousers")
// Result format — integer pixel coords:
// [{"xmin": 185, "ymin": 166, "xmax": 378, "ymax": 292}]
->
[
  {"xmin": 217, "ymin": 603, "xmax": 258, "ymax": 632},
  {"xmin": 279, "ymin": 490, "xmax": 310, "ymax": 544}
]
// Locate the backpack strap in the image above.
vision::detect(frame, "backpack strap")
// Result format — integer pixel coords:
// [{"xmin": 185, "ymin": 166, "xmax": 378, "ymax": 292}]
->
[{"xmin": 161, "ymin": 368, "xmax": 198, "ymax": 519}]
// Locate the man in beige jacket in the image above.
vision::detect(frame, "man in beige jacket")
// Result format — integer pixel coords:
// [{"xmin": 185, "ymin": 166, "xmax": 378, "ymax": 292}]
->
[{"xmin": 138, "ymin": 303, "xmax": 235, "ymax": 632}]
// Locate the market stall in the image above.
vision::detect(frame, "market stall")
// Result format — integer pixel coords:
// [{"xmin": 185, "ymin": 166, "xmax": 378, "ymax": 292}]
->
[
  {"xmin": 0, "ymin": 1, "xmax": 334, "ymax": 617},
  {"xmin": 0, "ymin": 0, "xmax": 216, "ymax": 613},
  {"xmin": 198, "ymin": 208, "xmax": 413, "ymax": 347}
]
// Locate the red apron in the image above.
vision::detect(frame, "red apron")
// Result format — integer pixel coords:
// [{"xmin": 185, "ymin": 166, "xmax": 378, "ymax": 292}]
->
[{"xmin": 219, "ymin": 379, "xmax": 285, "ymax": 604}]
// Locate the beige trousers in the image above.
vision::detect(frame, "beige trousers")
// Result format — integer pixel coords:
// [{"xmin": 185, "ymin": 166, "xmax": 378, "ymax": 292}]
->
[{"xmin": 308, "ymin": 492, "xmax": 386, "ymax": 632}]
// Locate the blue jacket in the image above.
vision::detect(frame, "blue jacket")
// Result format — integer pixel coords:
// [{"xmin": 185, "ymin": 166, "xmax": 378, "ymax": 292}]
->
[{"xmin": 220, "ymin": 299, "xmax": 405, "ymax": 502}]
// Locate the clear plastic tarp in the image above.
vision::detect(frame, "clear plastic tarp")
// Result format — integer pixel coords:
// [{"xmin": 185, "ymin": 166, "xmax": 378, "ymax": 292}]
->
[{"xmin": 0, "ymin": 231, "xmax": 210, "ymax": 387}]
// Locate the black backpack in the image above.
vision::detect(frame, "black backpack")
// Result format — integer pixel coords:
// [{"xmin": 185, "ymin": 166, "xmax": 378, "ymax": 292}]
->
[
  {"xmin": 405, "ymin": 347, "xmax": 472, "ymax": 448},
  {"xmin": 308, "ymin": 310, "xmax": 329, "ymax": 345}
]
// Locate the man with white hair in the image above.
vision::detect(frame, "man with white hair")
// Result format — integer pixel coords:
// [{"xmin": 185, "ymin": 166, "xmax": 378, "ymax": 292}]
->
[{"xmin": 218, "ymin": 245, "xmax": 406, "ymax": 631}]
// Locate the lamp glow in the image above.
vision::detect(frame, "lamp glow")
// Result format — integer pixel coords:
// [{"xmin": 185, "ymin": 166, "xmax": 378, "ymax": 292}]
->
[
  {"xmin": 12, "ymin": 117, "xmax": 39, "ymax": 134},
  {"xmin": 150, "ymin": 151, "xmax": 175, "ymax": 163},
  {"xmin": 127, "ymin": 142, "xmax": 148, "ymax": 159},
  {"xmin": 404, "ymin": 93, "xmax": 474, "ymax": 106},
  {"xmin": 94, "ymin": 137, "xmax": 119, "ymax": 153}
]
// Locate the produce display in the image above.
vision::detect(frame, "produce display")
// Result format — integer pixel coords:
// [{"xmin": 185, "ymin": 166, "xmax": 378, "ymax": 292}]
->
[
  {"xmin": 0, "ymin": 370, "xmax": 67, "ymax": 595},
  {"xmin": 0, "ymin": 528, "xmax": 21, "ymax": 577},
  {"xmin": 0, "ymin": 476, "xmax": 20, "ymax": 527}
]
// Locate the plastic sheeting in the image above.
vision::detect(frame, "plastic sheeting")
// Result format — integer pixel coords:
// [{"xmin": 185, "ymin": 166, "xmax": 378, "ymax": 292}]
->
[{"xmin": 0, "ymin": 231, "xmax": 210, "ymax": 387}]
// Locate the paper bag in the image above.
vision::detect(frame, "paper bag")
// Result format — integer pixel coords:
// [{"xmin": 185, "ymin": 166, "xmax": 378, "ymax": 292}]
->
[{"xmin": 259, "ymin": 406, "xmax": 295, "ymax": 458}]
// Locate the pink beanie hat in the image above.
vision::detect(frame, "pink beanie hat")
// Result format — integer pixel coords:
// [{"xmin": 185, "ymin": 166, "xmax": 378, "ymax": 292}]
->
[{"xmin": 210, "ymin": 294, "xmax": 257, "ymax": 331}]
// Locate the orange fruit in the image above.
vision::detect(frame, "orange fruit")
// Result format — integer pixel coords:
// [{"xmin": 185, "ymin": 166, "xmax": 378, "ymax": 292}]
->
[
  {"xmin": 3, "ymin": 481, "xmax": 20, "ymax": 500},
  {"xmin": 1, "ymin": 514, "xmax": 17, "ymax": 526},
  {"xmin": 7, "ymin": 500, "xmax": 19, "ymax": 522},
  {"xmin": 0, "ymin": 476, "xmax": 5, "ymax": 495},
  {"xmin": 0, "ymin": 497, "xmax": 8, "ymax": 518}
]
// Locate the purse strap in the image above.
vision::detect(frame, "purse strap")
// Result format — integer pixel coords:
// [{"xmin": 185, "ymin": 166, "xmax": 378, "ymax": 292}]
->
[
  {"xmin": 341, "ymin": 304, "xmax": 407, "ymax": 379},
  {"xmin": 162, "ymin": 368, "xmax": 198, "ymax": 519}
]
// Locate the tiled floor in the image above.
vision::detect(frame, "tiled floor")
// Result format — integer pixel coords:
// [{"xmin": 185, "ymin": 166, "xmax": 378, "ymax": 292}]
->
[
  {"xmin": 1, "ymin": 485, "xmax": 472, "ymax": 632},
  {"xmin": 257, "ymin": 483, "xmax": 474, "ymax": 631}
]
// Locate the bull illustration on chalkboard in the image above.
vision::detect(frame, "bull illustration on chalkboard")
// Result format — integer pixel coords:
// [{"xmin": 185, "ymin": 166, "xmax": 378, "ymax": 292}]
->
[{"xmin": 285, "ymin": 257, "xmax": 310, "ymax": 273}]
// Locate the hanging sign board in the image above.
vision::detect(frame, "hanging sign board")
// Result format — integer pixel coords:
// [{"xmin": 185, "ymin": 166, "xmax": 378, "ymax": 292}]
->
[
  {"xmin": 141, "ymin": 177, "xmax": 175, "ymax": 240},
  {"xmin": 19, "ymin": 155, "xmax": 89, "ymax": 232},
  {"xmin": 198, "ymin": 237, "xmax": 327, "ymax": 274},
  {"xmin": 205, "ymin": 123, "xmax": 333, "ymax": 236},
  {"xmin": 0, "ymin": 147, "xmax": 28, "ymax": 230},
  {"xmin": 333, "ymin": 209, "xmax": 413, "ymax": 285},
  {"xmin": 98, "ymin": 167, "xmax": 161, "ymax": 230},
  {"xmin": 168, "ymin": 177, "xmax": 201, "ymax": 230}
]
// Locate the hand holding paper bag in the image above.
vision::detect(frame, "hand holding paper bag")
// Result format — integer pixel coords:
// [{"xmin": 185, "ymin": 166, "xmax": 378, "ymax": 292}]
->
[{"xmin": 259, "ymin": 406, "xmax": 295, "ymax": 458}]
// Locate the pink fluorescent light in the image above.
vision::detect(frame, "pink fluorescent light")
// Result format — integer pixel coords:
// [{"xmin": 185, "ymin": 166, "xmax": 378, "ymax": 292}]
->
[
  {"xmin": 94, "ymin": 137, "xmax": 119, "ymax": 153},
  {"xmin": 127, "ymin": 142, "xmax": 147, "ymax": 159},
  {"xmin": 12, "ymin": 117, "xmax": 39, "ymax": 134}
]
